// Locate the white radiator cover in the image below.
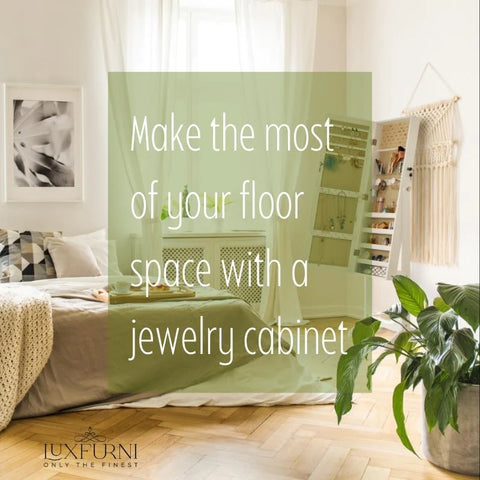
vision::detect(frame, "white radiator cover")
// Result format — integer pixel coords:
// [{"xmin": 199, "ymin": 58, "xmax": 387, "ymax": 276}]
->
[{"xmin": 153, "ymin": 233, "xmax": 266, "ymax": 307}]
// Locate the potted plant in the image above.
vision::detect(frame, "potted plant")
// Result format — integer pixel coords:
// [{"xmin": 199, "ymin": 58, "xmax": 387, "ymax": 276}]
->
[{"xmin": 335, "ymin": 275, "xmax": 479, "ymax": 476}]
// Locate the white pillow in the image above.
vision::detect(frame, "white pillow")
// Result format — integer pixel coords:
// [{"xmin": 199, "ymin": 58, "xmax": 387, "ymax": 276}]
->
[
  {"xmin": 90, "ymin": 239, "xmax": 122, "ymax": 276},
  {"xmin": 64, "ymin": 228, "xmax": 106, "ymax": 246},
  {"xmin": 45, "ymin": 237, "xmax": 101, "ymax": 278}
]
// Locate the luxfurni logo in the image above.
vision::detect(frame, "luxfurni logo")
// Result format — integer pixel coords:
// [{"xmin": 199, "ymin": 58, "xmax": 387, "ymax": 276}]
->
[{"xmin": 43, "ymin": 427, "xmax": 138, "ymax": 469}]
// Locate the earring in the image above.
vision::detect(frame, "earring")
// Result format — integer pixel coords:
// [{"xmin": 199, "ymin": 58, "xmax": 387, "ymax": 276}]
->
[{"xmin": 336, "ymin": 191, "xmax": 346, "ymax": 231}]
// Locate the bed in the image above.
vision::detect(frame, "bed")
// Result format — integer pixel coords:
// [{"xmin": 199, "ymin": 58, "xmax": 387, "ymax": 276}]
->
[
  {"xmin": 0, "ymin": 228, "xmax": 335, "ymax": 428},
  {"xmin": 11, "ymin": 276, "xmax": 335, "ymax": 422}
]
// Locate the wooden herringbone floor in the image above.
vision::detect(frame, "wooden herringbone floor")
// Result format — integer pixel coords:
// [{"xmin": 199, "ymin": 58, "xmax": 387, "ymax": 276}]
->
[{"xmin": 0, "ymin": 328, "xmax": 476, "ymax": 480}]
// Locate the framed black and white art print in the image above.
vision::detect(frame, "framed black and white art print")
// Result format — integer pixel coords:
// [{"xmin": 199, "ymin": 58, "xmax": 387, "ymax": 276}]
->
[{"xmin": 2, "ymin": 84, "xmax": 84, "ymax": 202}]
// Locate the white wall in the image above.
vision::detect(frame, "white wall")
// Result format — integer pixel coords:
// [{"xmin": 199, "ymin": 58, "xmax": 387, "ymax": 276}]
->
[
  {"xmin": 0, "ymin": 0, "xmax": 107, "ymax": 235},
  {"xmin": 347, "ymin": 0, "xmax": 479, "ymax": 307}
]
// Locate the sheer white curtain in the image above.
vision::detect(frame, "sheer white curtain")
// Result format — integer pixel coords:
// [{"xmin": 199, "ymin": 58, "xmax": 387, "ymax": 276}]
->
[
  {"xmin": 100, "ymin": 0, "xmax": 180, "ymax": 263},
  {"xmin": 235, "ymin": 0, "xmax": 319, "ymax": 325},
  {"xmin": 235, "ymin": 0, "xmax": 318, "ymax": 72},
  {"xmin": 101, "ymin": 0, "xmax": 179, "ymax": 72},
  {"xmin": 100, "ymin": 0, "xmax": 319, "ymax": 320}
]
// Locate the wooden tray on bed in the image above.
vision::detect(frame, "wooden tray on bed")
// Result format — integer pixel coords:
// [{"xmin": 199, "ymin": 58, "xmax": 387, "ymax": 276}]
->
[{"xmin": 93, "ymin": 285, "xmax": 196, "ymax": 304}]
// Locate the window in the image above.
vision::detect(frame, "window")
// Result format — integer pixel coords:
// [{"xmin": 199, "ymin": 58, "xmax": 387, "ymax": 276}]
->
[
  {"xmin": 166, "ymin": 0, "xmax": 266, "ymax": 233},
  {"xmin": 176, "ymin": 0, "xmax": 240, "ymax": 72}
]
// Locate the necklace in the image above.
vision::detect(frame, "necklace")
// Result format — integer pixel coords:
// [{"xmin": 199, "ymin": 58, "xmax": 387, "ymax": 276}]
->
[{"xmin": 337, "ymin": 191, "xmax": 346, "ymax": 230}]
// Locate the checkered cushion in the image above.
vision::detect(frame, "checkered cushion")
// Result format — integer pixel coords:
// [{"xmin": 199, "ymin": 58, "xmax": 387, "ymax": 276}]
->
[{"xmin": 0, "ymin": 229, "xmax": 61, "ymax": 282}]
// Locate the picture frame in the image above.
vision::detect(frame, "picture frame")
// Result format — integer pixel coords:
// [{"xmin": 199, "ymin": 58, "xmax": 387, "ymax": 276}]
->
[{"xmin": 2, "ymin": 84, "xmax": 84, "ymax": 203}]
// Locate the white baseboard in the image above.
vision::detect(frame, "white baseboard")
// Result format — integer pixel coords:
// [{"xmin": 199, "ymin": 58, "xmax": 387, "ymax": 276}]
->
[{"xmin": 301, "ymin": 304, "xmax": 365, "ymax": 320}]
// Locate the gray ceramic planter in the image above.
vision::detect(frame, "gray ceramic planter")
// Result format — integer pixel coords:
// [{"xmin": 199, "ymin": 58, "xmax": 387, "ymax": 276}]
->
[{"xmin": 422, "ymin": 383, "xmax": 480, "ymax": 476}]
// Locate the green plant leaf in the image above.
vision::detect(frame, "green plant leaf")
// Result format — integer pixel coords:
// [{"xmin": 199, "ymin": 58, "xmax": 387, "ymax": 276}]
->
[
  {"xmin": 400, "ymin": 355, "xmax": 421, "ymax": 389},
  {"xmin": 439, "ymin": 311, "xmax": 459, "ymax": 333},
  {"xmin": 417, "ymin": 307, "xmax": 457, "ymax": 354},
  {"xmin": 437, "ymin": 283, "xmax": 480, "ymax": 331},
  {"xmin": 205, "ymin": 195, "xmax": 215, "ymax": 209},
  {"xmin": 463, "ymin": 363, "xmax": 480, "ymax": 384},
  {"xmin": 438, "ymin": 386, "xmax": 456, "ymax": 433},
  {"xmin": 419, "ymin": 355, "xmax": 436, "ymax": 389},
  {"xmin": 451, "ymin": 328, "xmax": 477, "ymax": 359},
  {"xmin": 367, "ymin": 350, "xmax": 393, "ymax": 390},
  {"xmin": 393, "ymin": 331, "xmax": 414, "ymax": 360},
  {"xmin": 335, "ymin": 337, "xmax": 388, "ymax": 423},
  {"xmin": 433, "ymin": 296, "xmax": 450, "ymax": 312},
  {"xmin": 393, "ymin": 275, "xmax": 428, "ymax": 317},
  {"xmin": 160, "ymin": 204, "xmax": 169, "ymax": 221},
  {"xmin": 428, "ymin": 382, "xmax": 458, "ymax": 433},
  {"xmin": 438, "ymin": 328, "xmax": 476, "ymax": 377},
  {"xmin": 360, "ymin": 336, "xmax": 390, "ymax": 348},
  {"xmin": 392, "ymin": 381, "xmax": 417, "ymax": 455},
  {"xmin": 424, "ymin": 381, "xmax": 443, "ymax": 431},
  {"xmin": 206, "ymin": 194, "xmax": 234, "ymax": 212},
  {"xmin": 383, "ymin": 304, "xmax": 421, "ymax": 334},
  {"xmin": 449, "ymin": 394, "xmax": 459, "ymax": 433},
  {"xmin": 384, "ymin": 303, "xmax": 410, "ymax": 321},
  {"xmin": 335, "ymin": 344, "xmax": 370, "ymax": 422},
  {"xmin": 352, "ymin": 317, "xmax": 381, "ymax": 345}
]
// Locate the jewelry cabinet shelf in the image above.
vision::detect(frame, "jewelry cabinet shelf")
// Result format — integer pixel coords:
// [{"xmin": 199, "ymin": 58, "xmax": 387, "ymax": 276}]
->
[
  {"xmin": 375, "ymin": 147, "xmax": 398, "ymax": 153},
  {"xmin": 357, "ymin": 258, "xmax": 390, "ymax": 267},
  {"xmin": 367, "ymin": 212, "xmax": 396, "ymax": 219},
  {"xmin": 363, "ymin": 228, "xmax": 394, "ymax": 235},
  {"xmin": 360, "ymin": 243, "xmax": 391, "ymax": 252},
  {"xmin": 312, "ymin": 230, "xmax": 353, "ymax": 240}
]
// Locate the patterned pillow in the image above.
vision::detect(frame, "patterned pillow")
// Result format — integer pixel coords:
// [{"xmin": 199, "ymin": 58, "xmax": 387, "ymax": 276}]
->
[{"xmin": 0, "ymin": 230, "xmax": 61, "ymax": 282}]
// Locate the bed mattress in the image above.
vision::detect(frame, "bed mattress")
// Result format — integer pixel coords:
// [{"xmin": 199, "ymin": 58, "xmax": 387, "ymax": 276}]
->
[{"xmin": 13, "ymin": 277, "xmax": 334, "ymax": 419}]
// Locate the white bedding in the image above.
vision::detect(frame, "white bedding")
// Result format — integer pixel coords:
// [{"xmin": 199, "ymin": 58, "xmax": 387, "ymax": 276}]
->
[
  {"xmin": 21, "ymin": 276, "xmax": 336, "ymax": 412},
  {"xmin": 74, "ymin": 351, "xmax": 336, "ymax": 411}
]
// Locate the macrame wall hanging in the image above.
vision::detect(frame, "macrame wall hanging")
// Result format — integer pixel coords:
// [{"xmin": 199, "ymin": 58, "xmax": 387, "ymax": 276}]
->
[{"xmin": 403, "ymin": 63, "xmax": 460, "ymax": 265}]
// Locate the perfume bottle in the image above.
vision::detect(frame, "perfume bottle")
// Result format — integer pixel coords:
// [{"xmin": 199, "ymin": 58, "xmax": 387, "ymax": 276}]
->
[{"xmin": 375, "ymin": 197, "xmax": 385, "ymax": 213}]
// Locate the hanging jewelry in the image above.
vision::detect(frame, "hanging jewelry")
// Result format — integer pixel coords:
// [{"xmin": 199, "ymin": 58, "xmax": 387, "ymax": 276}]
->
[
  {"xmin": 337, "ymin": 191, "xmax": 346, "ymax": 230},
  {"xmin": 324, "ymin": 196, "xmax": 333, "ymax": 231},
  {"xmin": 327, "ymin": 194, "xmax": 334, "ymax": 230},
  {"xmin": 321, "ymin": 192, "xmax": 334, "ymax": 231}
]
